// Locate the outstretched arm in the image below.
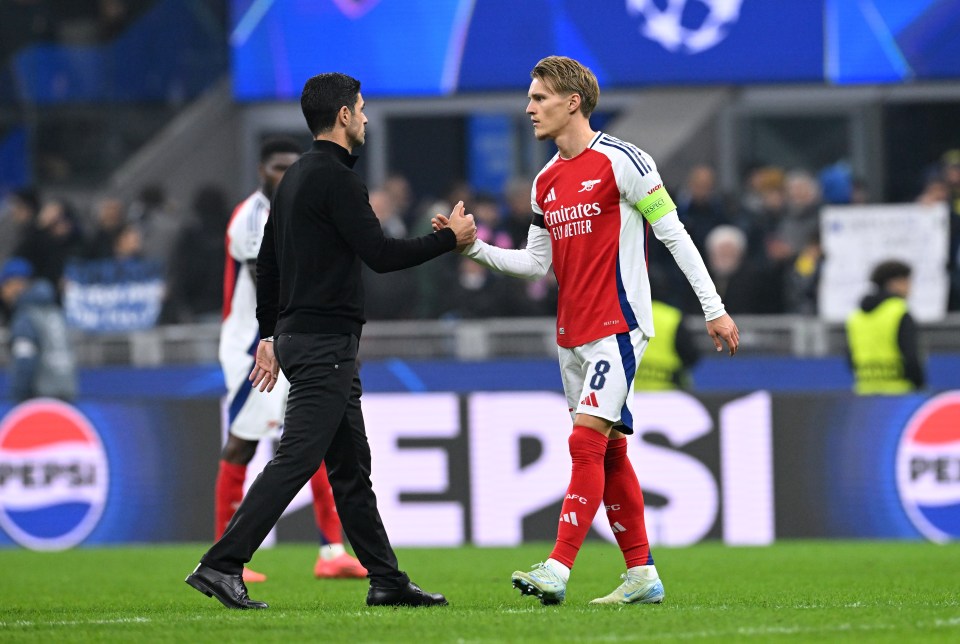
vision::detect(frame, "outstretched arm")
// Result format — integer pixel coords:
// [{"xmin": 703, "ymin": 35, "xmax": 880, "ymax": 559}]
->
[{"xmin": 433, "ymin": 215, "xmax": 552, "ymax": 280}]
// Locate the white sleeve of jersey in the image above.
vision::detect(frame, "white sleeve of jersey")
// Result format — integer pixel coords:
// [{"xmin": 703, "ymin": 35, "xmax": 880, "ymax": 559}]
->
[
  {"xmin": 530, "ymin": 182, "xmax": 543, "ymax": 215},
  {"xmin": 650, "ymin": 212, "xmax": 726, "ymax": 320},
  {"xmin": 227, "ymin": 199, "xmax": 267, "ymax": 262},
  {"xmin": 461, "ymin": 226, "xmax": 552, "ymax": 279},
  {"xmin": 617, "ymin": 151, "xmax": 666, "ymax": 207},
  {"xmin": 600, "ymin": 135, "xmax": 678, "ymax": 224}
]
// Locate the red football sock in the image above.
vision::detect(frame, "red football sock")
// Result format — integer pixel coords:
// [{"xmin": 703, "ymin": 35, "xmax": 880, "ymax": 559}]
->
[
  {"xmin": 603, "ymin": 438, "xmax": 654, "ymax": 568},
  {"xmin": 310, "ymin": 462, "xmax": 343, "ymax": 545},
  {"xmin": 214, "ymin": 460, "xmax": 247, "ymax": 540},
  {"xmin": 549, "ymin": 425, "xmax": 609, "ymax": 569}
]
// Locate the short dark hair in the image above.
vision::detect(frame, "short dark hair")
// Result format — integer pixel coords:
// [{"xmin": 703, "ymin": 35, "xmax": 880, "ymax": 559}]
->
[
  {"xmin": 870, "ymin": 260, "xmax": 911, "ymax": 289},
  {"xmin": 259, "ymin": 137, "xmax": 302, "ymax": 163},
  {"xmin": 531, "ymin": 56, "xmax": 600, "ymax": 117},
  {"xmin": 300, "ymin": 73, "xmax": 361, "ymax": 136}
]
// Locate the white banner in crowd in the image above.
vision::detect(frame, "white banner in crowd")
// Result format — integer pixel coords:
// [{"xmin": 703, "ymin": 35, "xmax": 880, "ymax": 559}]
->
[{"xmin": 819, "ymin": 203, "xmax": 949, "ymax": 322}]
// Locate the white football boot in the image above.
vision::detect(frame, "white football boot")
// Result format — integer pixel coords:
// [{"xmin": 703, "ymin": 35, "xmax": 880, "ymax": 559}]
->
[{"xmin": 590, "ymin": 565, "xmax": 665, "ymax": 605}]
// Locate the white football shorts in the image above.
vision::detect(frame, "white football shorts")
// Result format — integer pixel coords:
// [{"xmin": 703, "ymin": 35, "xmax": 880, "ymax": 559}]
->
[
  {"xmin": 221, "ymin": 353, "xmax": 289, "ymax": 441},
  {"xmin": 558, "ymin": 328, "xmax": 648, "ymax": 434}
]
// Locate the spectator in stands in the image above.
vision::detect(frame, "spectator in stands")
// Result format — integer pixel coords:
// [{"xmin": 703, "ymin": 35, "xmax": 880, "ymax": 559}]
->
[
  {"xmin": 736, "ymin": 166, "xmax": 786, "ymax": 264},
  {"xmin": 941, "ymin": 150, "xmax": 960, "ymax": 310},
  {"xmin": 369, "ymin": 189, "xmax": 407, "ymax": 239},
  {"xmin": 916, "ymin": 175, "xmax": 948, "ymax": 206},
  {"xmin": 776, "ymin": 170, "xmax": 822, "ymax": 258},
  {"xmin": 1, "ymin": 257, "xmax": 77, "ymax": 402},
  {"xmin": 382, "ymin": 173, "xmax": 415, "ymax": 229},
  {"xmin": 818, "ymin": 161, "xmax": 854, "ymax": 205},
  {"xmin": 83, "ymin": 196, "xmax": 127, "ymax": 259},
  {"xmin": 702, "ymin": 224, "xmax": 783, "ymax": 314},
  {"xmin": 128, "ymin": 184, "xmax": 184, "ymax": 319},
  {"xmin": 845, "ymin": 260, "xmax": 925, "ymax": 394},
  {"xmin": 0, "ymin": 188, "xmax": 40, "ymax": 266},
  {"xmin": 364, "ymin": 189, "xmax": 419, "ymax": 320},
  {"xmin": 502, "ymin": 176, "xmax": 536, "ymax": 250},
  {"xmin": 128, "ymin": 184, "xmax": 183, "ymax": 273},
  {"xmin": 782, "ymin": 232, "xmax": 822, "ymax": 315},
  {"xmin": 675, "ymin": 164, "xmax": 729, "ymax": 255},
  {"xmin": 441, "ymin": 256, "xmax": 539, "ymax": 320},
  {"xmin": 14, "ymin": 197, "xmax": 84, "ymax": 292},
  {"xmin": 164, "ymin": 185, "xmax": 229, "ymax": 322},
  {"xmin": 113, "ymin": 222, "xmax": 145, "ymax": 261},
  {"xmin": 472, "ymin": 194, "xmax": 512, "ymax": 249}
]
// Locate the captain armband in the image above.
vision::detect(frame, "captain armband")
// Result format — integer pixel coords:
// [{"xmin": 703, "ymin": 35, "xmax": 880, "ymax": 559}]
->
[{"xmin": 635, "ymin": 186, "xmax": 677, "ymax": 224}]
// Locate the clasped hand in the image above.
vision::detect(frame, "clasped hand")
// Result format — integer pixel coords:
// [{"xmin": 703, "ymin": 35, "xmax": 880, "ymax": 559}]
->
[{"xmin": 434, "ymin": 201, "xmax": 476, "ymax": 250}]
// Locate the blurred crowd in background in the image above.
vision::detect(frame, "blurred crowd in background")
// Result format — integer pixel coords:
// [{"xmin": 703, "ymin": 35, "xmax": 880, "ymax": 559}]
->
[
  {"xmin": 2, "ymin": 0, "xmax": 960, "ymax": 334},
  {"xmin": 1, "ymin": 147, "xmax": 959, "ymax": 330}
]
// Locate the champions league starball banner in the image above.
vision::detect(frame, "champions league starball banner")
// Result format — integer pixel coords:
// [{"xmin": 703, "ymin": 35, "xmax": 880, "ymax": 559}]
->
[
  {"xmin": 2, "ymin": 388, "xmax": 959, "ymax": 550},
  {"xmin": 230, "ymin": 0, "xmax": 960, "ymax": 99}
]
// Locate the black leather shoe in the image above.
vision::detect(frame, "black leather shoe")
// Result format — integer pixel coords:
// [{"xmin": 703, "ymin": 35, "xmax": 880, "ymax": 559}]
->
[
  {"xmin": 366, "ymin": 581, "xmax": 448, "ymax": 607},
  {"xmin": 185, "ymin": 563, "xmax": 268, "ymax": 609}
]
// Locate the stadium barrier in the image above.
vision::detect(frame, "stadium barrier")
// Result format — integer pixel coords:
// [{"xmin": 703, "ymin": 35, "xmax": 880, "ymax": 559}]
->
[{"xmin": 1, "ymin": 385, "xmax": 958, "ymax": 550}]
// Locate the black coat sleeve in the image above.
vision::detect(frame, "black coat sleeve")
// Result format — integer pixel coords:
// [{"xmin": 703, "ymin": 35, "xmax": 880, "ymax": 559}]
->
[
  {"xmin": 329, "ymin": 172, "xmax": 456, "ymax": 272},
  {"xmin": 898, "ymin": 312, "xmax": 926, "ymax": 389},
  {"xmin": 255, "ymin": 210, "xmax": 280, "ymax": 338}
]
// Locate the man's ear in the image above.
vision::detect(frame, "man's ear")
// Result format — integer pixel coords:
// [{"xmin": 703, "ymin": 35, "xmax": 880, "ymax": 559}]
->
[
  {"xmin": 568, "ymin": 93, "xmax": 582, "ymax": 115},
  {"xmin": 338, "ymin": 105, "xmax": 351, "ymax": 126}
]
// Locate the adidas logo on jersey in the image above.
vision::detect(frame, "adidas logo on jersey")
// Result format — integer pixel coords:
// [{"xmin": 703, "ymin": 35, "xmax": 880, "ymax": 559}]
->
[
  {"xmin": 560, "ymin": 512, "xmax": 579, "ymax": 526},
  {"xmin": 611, "ymin": 521, "xmax": 627, "ymax": 533},
  {"xmin": 579, "ymin": 392, "xmax": 599, "ymax": 407},
  {"xmin": 543, "ymin": 187, "xmax": 557, "ymax": 203}
]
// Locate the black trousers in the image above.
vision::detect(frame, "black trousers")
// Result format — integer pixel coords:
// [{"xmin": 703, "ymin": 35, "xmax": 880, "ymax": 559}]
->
[{"xmin": 201, "ymin": 332, "xmax": 409, "ymax": 589}]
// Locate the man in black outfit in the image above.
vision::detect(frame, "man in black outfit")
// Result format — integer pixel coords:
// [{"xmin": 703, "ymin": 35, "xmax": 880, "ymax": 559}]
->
[{"xmin": 186, "ymin": 72, "xmax": 477, "ymax": 609}]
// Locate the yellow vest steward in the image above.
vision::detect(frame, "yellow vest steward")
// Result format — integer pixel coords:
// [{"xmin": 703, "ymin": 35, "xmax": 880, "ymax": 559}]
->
[
  {"xmin": 846, "ymin": 297, "xmax": 913, "ymax": 394},
  {"xmin": 635, "ymin": 300, "xmax": 683, "ymax": 390}
]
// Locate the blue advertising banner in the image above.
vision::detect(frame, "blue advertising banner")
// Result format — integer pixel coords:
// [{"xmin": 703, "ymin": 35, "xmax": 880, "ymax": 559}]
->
[
  {"xmin": 2, "ymin": 389, "xmax": 959, "ymax": 548},
  {"xmin": 62, "ymin": 259, "xmax": 165, "ymax": 333}
]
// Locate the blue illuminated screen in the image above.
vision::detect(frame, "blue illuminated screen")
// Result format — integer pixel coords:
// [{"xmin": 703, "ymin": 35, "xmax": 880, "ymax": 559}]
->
[{"xmin": 230, "ymin": 0, "xmax": 960, "ymax": 100}]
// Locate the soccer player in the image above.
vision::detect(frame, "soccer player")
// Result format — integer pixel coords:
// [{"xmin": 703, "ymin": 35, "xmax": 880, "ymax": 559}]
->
[
  {"xmin": 217, "ymin": 138, "xmax": 366, "ymax": 582},
  {"xmin": 434, "ymin": 56, "xmax": 739, "ymax": 605}
]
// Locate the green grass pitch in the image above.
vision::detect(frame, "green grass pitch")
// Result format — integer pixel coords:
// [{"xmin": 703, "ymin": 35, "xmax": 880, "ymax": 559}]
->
[{"xmin": 2, "ymin": 541, "xmax": 959, "ymax": 642}]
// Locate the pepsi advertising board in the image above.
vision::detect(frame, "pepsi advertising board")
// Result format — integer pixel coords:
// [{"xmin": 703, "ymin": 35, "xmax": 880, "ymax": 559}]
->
[
  {"xmin": 2, "ymin": 389, "xmax": 960, "ymax": 549},
  {"xmin": 230, "ymin": 0, "xmax": 960, "ymax": 100},
  {"xmin": 0, "ymin": 398, "xmax": 220, "ymax": 550}
]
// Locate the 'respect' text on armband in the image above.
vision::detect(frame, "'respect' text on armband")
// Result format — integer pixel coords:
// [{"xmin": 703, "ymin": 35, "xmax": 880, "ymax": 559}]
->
[{"xmin": 635, "ymin": 186, "xmax": 676, "ymax": 223}]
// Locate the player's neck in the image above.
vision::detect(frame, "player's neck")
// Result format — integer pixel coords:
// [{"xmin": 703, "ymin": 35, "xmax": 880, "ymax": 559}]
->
[
  {"xmin": 315, "ymin": 130, "xmax": 353, "ymax": 154},
  {"xmin": 554, "ymin": 123, "xmax": 597, "ymax": 160}
]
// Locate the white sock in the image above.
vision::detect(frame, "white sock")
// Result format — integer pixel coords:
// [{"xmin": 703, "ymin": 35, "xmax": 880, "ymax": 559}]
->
[
  {"xmin": 545, "ymin": 558, "xmax": 571, "ymax": 583},
  {"xmin": 627, "ymin": 564, "xmax": 658, "ymax": 580},
  {"xmin": 319, "ymin": 543, "xmax": 346, "ymax": 560}
]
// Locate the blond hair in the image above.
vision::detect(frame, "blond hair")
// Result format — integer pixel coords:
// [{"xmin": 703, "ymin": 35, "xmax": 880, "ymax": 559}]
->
[{"xmin": 530, "ymin": 56, "xmax": 599, "ymax": 117}]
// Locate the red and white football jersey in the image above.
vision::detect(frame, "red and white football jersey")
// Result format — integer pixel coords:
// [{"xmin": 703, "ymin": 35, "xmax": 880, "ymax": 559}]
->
[
  {"xmin": 532, "ymin": 132, "xmax": 677, "ymax": 348},
  {"xmin": 219, "ymin": 190, "xmax": 269, "ymax": 378}
]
